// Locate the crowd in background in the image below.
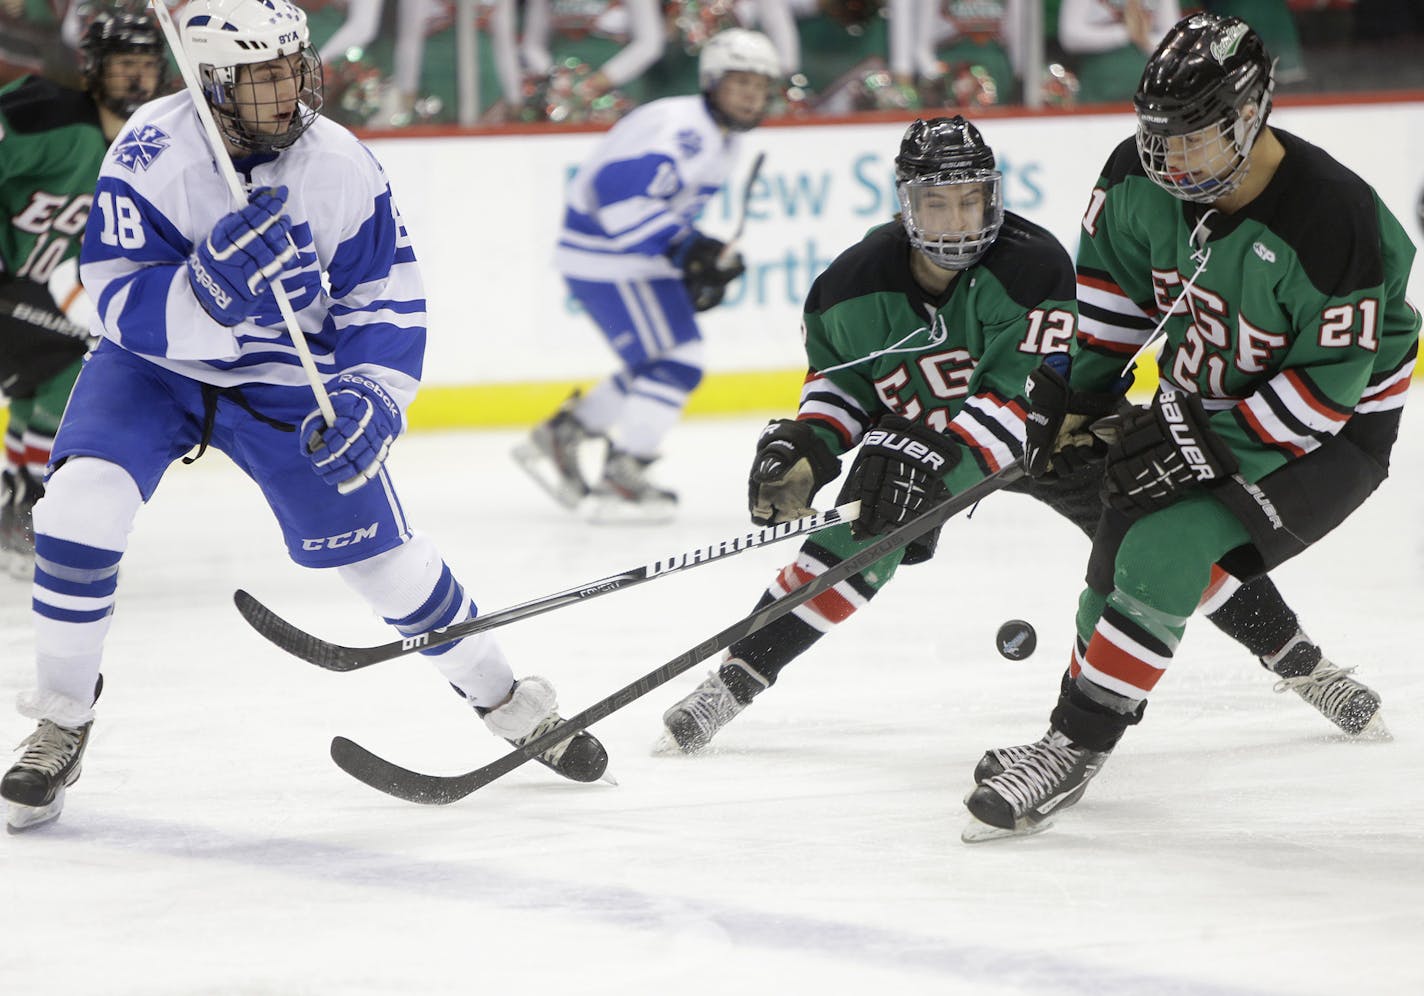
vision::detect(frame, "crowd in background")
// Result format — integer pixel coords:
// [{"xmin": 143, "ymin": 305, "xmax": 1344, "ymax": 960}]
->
[{"xmin": 4, "ymin": 1, "xmax": 1423, "ymax": 129}]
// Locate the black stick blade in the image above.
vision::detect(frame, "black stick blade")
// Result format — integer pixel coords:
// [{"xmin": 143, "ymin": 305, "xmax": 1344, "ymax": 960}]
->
[
  {"xmin": 329, "ymin": 736, "xmax": 487, "ymax": 804},
  {"xmin": 234, "ymin": 590, "xmax": 364, "ymax": 671}
]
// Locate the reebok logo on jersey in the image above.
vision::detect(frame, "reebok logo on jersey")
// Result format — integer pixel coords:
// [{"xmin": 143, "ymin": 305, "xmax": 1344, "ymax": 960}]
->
[
  {"xmin": 863, "ymin": 429, "xmax": 946, "ymax": 471},
  {"xmin": 1252, "ymin": 241, "xmax": 1276, "ymax": 263}
]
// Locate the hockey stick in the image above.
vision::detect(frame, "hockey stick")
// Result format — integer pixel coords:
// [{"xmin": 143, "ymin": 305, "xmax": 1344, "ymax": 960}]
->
[
  {"xmin": 148, "ymin": 0, "xmax": 336, "ymax": 432},
  {"xmin": 234, "ymin": 500, "xmax": 862, "ymax": 671},
  {"xmin": 330, "ymin": 459, "xmax": 1026, "ymax": 804},
  {"xmin": 716, "ymin": 151, "xmax": 766, "ymax": 269}
]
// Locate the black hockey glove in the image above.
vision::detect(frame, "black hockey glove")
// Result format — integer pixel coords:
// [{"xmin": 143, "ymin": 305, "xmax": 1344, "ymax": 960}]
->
[
  {"xmin": 1101, "ymin": 386, "xmax": 1239, "ymax": 518},
  {"xmin": 1023, "ymin": 352, "xmax": 1129, "ymax": 479},
  {"xmin": 838, "ymin": 415, "xmax": 960, "ymax": 542},
  {"xmin": 748, "ymin": 418, "xmax": 842, "ymax": 525},
  {"xmin": 670, "ymin": 232, "xmax": 746, "ymax": 312}
]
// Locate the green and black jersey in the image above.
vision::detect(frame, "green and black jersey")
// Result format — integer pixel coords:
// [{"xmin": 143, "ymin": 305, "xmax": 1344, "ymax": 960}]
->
[
  {"xmin": 796, "ymin": 213, "xmax": 1078, "ymax": 493},
  {"xmin": 0, "ymin": 76, "xmax": 108, "ymax": 287},
  {"xmin": 1073, "ymin": 130, "xmax": 1420, "ymax": 483}
]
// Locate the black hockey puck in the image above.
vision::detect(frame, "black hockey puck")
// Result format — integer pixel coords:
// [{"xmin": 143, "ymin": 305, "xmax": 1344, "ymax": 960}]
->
[{"xmin": 996, "ymin": 619, "xmax": 1037, "ymax": 660}]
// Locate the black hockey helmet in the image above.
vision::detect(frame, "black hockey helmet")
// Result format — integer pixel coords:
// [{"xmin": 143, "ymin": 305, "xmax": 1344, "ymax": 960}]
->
[
  {"xmin": 1133, "ymin": 13, "xmax": 1274, "ymax": 201},
  {"xmin": 894, "ymin": 117, "xmax": 1003, "ymax": 271},
  {"xmin": 80, "ymin": 12, "xmax": 168, "ymax": 116}
]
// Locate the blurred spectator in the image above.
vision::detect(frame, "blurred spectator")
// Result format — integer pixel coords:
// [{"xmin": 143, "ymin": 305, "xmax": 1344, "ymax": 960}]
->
[
  {"xmin": 888, "ymin": 0, "xmax": 1023, "ymax": 108},
  {"xmin": 753, "ymin": 0, "xmax": 888, "ymax": 111},
  {"xmin": 1058, "ymin": 0, "xmax": 1180, "ymax": 104},
  {"xmin": 509, "ymin": 0, "xmax": 666, "ymax": 119}
]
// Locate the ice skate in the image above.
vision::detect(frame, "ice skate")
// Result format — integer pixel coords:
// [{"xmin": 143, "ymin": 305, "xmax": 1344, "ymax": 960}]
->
[
  {"xmin": 654, "ymin": 658, "xmax": 767, "ymax": 755},
  {"xmin": 961, "ymin": 729, "xmax": 1109, "ymax": 843},
  {"xmin": 480, "ymin": 676, "xmax": 612, "ymax": 783},
  {"xmin": 1270, "ymin": 656, "xmax": 1387, "ymax": 739},
  {"xmin": 511, "ymin": 398, "xmax": 595, "ymax": 510},
  {"xmin": 3, "ymin": 718, "xmax": 92, "ymax": 833},
  {"xmin": 587, "ymin": 449, "xmax": 677, "ymax": 524},
  {"xmin": 0, "ymin": 467, "xmax": 40, "ymax": 580}
]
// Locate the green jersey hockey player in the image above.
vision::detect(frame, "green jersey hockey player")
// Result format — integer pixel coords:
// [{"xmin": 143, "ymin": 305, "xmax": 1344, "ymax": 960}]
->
[
  {"xmin": 0, "ymin": 13, "xmax": 165, "ymax": 576},
  {"xmin": 966, "ymin": 13, "xmax": 1420, "ymax": 841},
  {"xmin": 655, "ymin": 114, "xmax": 1373, "ymax": 759}
]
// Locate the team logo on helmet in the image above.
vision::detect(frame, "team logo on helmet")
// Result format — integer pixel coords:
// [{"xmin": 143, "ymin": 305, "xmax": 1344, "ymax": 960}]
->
[{"xmin": 1210, "ymin": 23, "xmax": 1251, "ymax": 64}]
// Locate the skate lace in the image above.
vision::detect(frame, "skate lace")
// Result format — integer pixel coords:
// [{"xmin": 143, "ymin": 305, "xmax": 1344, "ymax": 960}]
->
[
  {"xmin": 513, "ymin": 712, "xmax": 571, "ymax": 767},
  {"xmin": 984, "ymin": 743, "xmax": 1036, "ymax": 773},
  {"xmin": 13, "ymin": 721, "xmax": 83, "ymax": 777},
  {"xmin": 677, "ymin": 673, "xmax": 743, "ymax": 737},
  {"xmin": 1273, "ymin": 663, "xmax": 1367, "ymax": 715},
  {"xmin": 985, "ymin": 734, "xmax": 1080, "ymax": 811}
]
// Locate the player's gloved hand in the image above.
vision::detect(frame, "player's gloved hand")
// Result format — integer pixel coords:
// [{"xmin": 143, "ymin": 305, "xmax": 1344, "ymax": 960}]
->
[
  {"xmin": 1100, "ymin": 385, "xmax": 1239, "ymax": 517},
  {"xmin": 1023, "ymin": 352, "xmax": 1130, "ymax": 479},
  {"xmin": 748, "ymin": 418, "xmax": 841, "ymax": 525},
  {"xmin": 187, "ymin": 186, "xmax": 295, "ymax": 326},
  {"xmin": 300, "ymin": 373, "xmax": 401, "ymax": 494},
  {"xmin": 669, "ymin": 231, "xmax": 746, "ymax": 312},
  {"xmin": 838, "ymin": 415, "xmax": 960, "ymax": 541}
]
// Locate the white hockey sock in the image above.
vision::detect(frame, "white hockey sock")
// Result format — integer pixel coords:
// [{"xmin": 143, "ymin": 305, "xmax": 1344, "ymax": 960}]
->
[
  {"xmin": 337, "ymin": 534, "xmax": 515, "ymax": 707},
  {"xmin": 28, "ymin": 458, "xmax": 140, "ymax": 710}
]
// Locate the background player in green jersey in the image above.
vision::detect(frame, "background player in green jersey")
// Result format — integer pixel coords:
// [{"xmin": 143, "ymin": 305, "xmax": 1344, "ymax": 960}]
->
[
  {"xmin": 966, "ymin": 13, "xmax": 1420, "ymax": 841},
  {"xmin": 655, "ymin": 114, "xmax": 1368, "ymax": 757},
  {"xmin": 0, "ymin": 12, "xmax": 165, "ymax": 577}
]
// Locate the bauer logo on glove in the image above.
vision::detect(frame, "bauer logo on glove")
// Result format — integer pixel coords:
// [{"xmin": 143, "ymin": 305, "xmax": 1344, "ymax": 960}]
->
[
  {"xmin": 1156, "ymin": 389, "xmax": 1225, "ymax": 482},
  {"xmin": 860, "ymin": 428, "xmax": 950, "ymax": 472}
]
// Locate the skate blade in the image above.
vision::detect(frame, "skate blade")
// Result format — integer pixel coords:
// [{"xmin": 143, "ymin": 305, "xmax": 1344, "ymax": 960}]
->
[
  {"xmin": 651, "ymin": 730, "xmax": 691, "ymax": 756},
  {"xmin": 1350, "ymin": 712, "xmax": 1392, "ymax": 742},
  {"xmin": 585, "ymin": 494, "xmax": 677, "ymax": 526},
  {"xmin": 960, "ymin": 815, "xmax": 1054, "ymax": 844},
  {"xmin": 511, "ymin": 444, "xmax": 586, "ymax": 510},
  {"xmin": 5, "ymin": 789, "xmax": 66, "ymax": 833}
]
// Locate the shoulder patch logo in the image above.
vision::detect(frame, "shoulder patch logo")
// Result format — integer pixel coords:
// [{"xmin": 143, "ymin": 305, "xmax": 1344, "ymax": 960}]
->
[
  {"xmin": 1210, "ymin": 23, "xmax": 1250, "ymax": 64},
  {"xmin": 1252, "ymin": 241, "xmax": 1276, "ymax": 263},
  {"xmin": 676, "ymin": 128, "xmax": 702, "ymax": 157},
  {"xmin": 113, "ymin": 124, "xmax": 171, "ymax": 173}
]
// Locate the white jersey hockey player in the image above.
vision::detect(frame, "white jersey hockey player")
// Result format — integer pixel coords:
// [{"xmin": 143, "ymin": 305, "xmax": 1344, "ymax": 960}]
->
[
  {"xmin": 513, "ymin": 27, "xmax": 779, "ymax": 522},
  {"xmin": 0, "ymin": 0, "xmax": 609, "ymax": 833}
]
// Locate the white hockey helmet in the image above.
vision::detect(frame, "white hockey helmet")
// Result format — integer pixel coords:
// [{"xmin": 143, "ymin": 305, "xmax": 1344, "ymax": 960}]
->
[
  {"xmin": 698, "ymin": 28, "xmax": 779, "ymax": 91},
  {"xmin": 181, "ymin": 0, "xmax": 323, "ymax": 153}
]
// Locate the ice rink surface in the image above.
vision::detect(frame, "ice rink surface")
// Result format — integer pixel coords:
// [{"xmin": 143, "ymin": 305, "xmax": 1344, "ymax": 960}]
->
[{"xmin": 2, "ymin": 414, "xmax": 1422, "ymax": 995}]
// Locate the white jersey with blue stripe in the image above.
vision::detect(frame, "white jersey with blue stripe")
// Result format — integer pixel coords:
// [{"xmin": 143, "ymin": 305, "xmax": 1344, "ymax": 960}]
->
[
  {"xmin": 555, "ymin": 94, "xmax": 739, "ymax": 282},
  {"xmin": 79, "ymin": 92, "xmax": 425, "ymax": 420}
]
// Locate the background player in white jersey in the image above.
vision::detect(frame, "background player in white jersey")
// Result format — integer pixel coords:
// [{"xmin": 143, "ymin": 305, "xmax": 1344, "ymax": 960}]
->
[
  {"xmin": 0, "ymin": 0, "xmax": 608, "ymax": 833},
  {"xmin": 513, "ymin": 27, "xmax": 778, "ymax": 523}
]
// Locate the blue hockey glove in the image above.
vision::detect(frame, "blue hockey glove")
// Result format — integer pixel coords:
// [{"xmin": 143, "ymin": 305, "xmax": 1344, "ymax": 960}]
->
[
  {"xmin": 187, "ymin": 186, "xmax": 295, "ymax": 326},
  {"xmin": 300, "ymin": 374, "xmax": 401, "ymax": 494}
]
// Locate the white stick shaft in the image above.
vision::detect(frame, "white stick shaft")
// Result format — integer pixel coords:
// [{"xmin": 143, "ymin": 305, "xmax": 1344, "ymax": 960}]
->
[{"xmin": 148, "ymin": 0, "xmax": 336, "ymax": 427}]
